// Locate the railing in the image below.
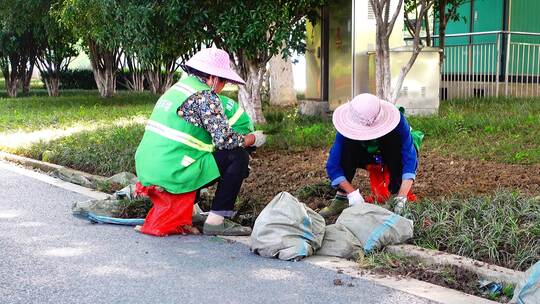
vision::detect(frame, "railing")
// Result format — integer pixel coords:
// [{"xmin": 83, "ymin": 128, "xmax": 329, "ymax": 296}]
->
[{"xmin": 406, "ymin": 31, "xmax": 540, "ymax": 99}]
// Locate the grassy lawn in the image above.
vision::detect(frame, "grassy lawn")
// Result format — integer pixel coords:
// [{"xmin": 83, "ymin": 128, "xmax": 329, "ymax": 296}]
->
[
  {"xmin": 410, "ymin": 97, "xmax": 540, "ymax": 165},
  {"xmin": 0, "ymin": 91, "xmax": 154, "ymax": 133}
]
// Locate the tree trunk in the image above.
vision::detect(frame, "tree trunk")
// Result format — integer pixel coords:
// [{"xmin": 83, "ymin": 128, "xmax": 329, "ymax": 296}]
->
[
  {"xmin": 93, "ymin": 68, "xmax": 117, "ymax": 98},
  {"xmin": 237, "ymin": 60, "xmax": 266, "ymax": 124},
  {"xmin": 438, "ymin": 1, "xmax": 448, "ymax": 70},
  {"xmin": 424, "ymin": 12, "xmax": 432, "ymax": 47},
  {"xmin": 1, "ymin": 59, "xmax": 21, "ymax": 98},
  {"xmin": 375, "ymin": 24, "xmax": 392, "ymax": 102},
  {"xmin": 129, "ymin": 71, "xmax": 145, "ymax": 92},
  {"xmin": 390, "ymin": 1, "xmax": 429, "ymax": 102},
  {"xmin": 145, "ymin": 59, "xmax": 177, "ymax": 95},
  {"xmin": 122, "ymin": 55, "xmax": 145, "ymax": 92},
  {"xmin": 87, "ymin": 40, "xmax": 119, "ymax": 98},
  {"xmin": 22, "ymin": 61, "xmax": 34, "ymax": 95},
  {"xmin": 268, "ymin": 54, "xmax": 297, "ymax": 106},
  {"xmin": 43, "ymin": 75, "xmax": 60, "ymax": 97},
  {"xmin": 391, "ymin": 48, "xmax": 422, "ymax": 102},
  {"xmin": 372, "ymin": 0, "xmax": 430, "ymax": 103},
  {"xmin": 146, "ymin": 70, "xmax": 174, "ymax": 95},
  {"xmin": 6, "ymin": 78, "xmax": 19, "ymax": 97}
]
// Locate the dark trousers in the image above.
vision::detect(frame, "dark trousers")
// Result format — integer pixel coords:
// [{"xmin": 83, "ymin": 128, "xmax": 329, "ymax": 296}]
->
[
  {"xmin": 339, "ymin": 134, "xmax": 403, "ymax": 194},
  {"xmin": 198, "ymin": 147, "xmax": 250, "ymax": 217}
]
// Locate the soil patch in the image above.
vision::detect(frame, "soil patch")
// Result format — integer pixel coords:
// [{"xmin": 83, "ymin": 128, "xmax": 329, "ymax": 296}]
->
[
  {"xmin": 113, "ymin": 147, "xmax": 539, "ymax": 226},
  {"xmin": 239, "ymin": 148, "xmax": 540, "ymax": 214}
]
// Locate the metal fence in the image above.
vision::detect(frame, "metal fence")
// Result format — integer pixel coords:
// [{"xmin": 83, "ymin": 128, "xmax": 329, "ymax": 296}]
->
[{"xmin": 407, "ymin": 31, "xmax": 540, "ymax": 100}]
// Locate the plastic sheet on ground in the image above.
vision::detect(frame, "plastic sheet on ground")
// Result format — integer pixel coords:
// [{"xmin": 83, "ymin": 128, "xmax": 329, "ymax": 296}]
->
[
  {"xmin": 71, "ymin": 184, "xmax": 150, "ymax": 226},
  {"xmin": 511, "ymin": 261, "xmax": 540, "ymax": 304},
  {"xmin": 317, "ymin": 203, "xmax": 413, "ymax": 258},
  {"xmin": 250, "ymin": 192, "xmax": 325, "ymax": 261}
]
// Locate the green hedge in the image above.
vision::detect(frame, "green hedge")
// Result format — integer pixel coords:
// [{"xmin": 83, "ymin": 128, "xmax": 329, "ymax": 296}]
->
[{"xmin": 40, "ymin": 69, "xmax": 182, "ymax": 90}]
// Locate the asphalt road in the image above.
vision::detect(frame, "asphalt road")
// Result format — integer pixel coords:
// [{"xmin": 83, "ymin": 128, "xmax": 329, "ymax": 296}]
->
[{"xmin": 0, "ymin": 164, "xmax": 435, "ymax": 304}]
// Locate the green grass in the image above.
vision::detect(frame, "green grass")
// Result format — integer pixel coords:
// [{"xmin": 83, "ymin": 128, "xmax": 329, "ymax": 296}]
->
[
  {"xmin": 18, "ymin": 124, "xmax": 144, "ymax": 176},
  {"xmin": 0, "ymin": 90, "xmax": 155, "ymax": 132},
  {"xmin": 409, "ymin": 97, "xmax": 540, "ymax": 165},
  {"xmin": 408, "ymin": 191, "xmax": 540, "ymax": 271},
  {"xmin": 261, "ymin": 106, "xmax": 335, "ymax": 150},
  {"xmin": 263, "ymin": 96, "xmax": 540, "ymax": 164}
]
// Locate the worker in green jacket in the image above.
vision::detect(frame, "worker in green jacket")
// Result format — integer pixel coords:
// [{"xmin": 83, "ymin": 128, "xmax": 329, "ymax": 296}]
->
[{"xmin": 135, "ymin": 47, "xmax": 266, "ymax": 236}]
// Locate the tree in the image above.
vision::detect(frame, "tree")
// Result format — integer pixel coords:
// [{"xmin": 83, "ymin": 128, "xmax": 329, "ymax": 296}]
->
[
  {"xmin": 60, "ymin": 0, "xmax": 123, "ymax": 97},
  {"xmin": 122, "ymin": 0, "xmax": 206, "ymax": 94},
  {"xmin": 206, "ymin": 0, "xmax": 325, "ymax": 123},
  {"xmin": 405, "ymin": 0, "xmax": 468, "ymax": 66},
  {"xmin": 369, "ymin": 0, "xmax": 433, "ymax": 103},
  {"xmin": 404, "ymin": 0, "xmax": 432, "ymax": 46},
  {"xmin": 36, "ymin": 1, "xmax": 79, "ymax": 97},
  {"xmin": 0, "ymin": 0, "xmax": 46, "ymax": 97},
  {"xmin": 435, "ymin": 0, "xmax": 468, "ymax": 67},
  {"xmin": 0, "ymin": 32, "xmax": 30, "ymax": 97}
]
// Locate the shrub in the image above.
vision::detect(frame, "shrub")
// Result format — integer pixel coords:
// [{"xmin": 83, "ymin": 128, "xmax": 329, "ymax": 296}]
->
[
  {"xmin": 41, "ymin": 69, "xmax": 97, "ymax": 90},
  {"xmin": 40, "ymin": 69, "xmax": 182, "ymax": 91}
]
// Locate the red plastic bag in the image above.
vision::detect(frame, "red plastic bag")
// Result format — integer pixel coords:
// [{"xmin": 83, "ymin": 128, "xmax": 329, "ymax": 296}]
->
[
  {"xmin": 135, "ymin": 182, "xmax": 195, "ymax": 237},
  {"xmin": 365, "ymin": 165, "xmax": 417, "ymax": 204},
  {"xmin": 365, "ymin": 164, "xmax": 391, "ymax": 204}
]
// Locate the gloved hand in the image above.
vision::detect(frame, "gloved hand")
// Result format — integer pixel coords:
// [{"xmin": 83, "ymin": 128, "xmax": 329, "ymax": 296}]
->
[
  {"xmin": 392, "ymin": 196, "xmax": 408, "ymax": 215},
  {"xmin": 347, "ymin": 189, "xmax": 365, "ymax": 206},
  {"xmin": 250, "ymin": 130, "xmax": 266, "ymax": 147}
]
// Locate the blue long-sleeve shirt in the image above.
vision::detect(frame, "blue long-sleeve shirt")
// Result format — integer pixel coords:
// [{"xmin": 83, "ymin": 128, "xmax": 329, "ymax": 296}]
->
[{"xmin": 326, "ymin": 113, "xmax": 418, "ymax": 187}]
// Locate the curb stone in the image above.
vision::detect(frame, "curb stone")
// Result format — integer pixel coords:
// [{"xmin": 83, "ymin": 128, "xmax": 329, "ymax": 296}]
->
[
  {"xmin": 0, "ymin": 152, "xmax": 523, "ymax": 294},
  {"xmin": 0, "ymin": 160, "xmax": 110, "ymax": 200},
  {"xmin": 0, "ymin": 151, "xmax": 108, "ymax": 185}
]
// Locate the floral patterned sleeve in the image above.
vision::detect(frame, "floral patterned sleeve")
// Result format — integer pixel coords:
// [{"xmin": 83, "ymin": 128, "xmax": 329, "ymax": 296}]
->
[{"xmin": 177, "ymin": 91, "xmax": 245, "ymax": 150}]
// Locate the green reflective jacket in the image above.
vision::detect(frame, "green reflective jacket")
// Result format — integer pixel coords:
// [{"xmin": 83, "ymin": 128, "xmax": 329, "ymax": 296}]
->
[{"xmin": 135, "ymin": 76, "xmax": 253, "ymax": 194}]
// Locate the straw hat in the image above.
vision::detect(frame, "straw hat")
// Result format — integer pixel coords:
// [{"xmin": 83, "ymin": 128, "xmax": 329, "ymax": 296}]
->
[
  {"xmin": 185, "ymin": 47, "xmax": 245, "ymax": 85},
  {"xmin": 332, "ymin": 93, "xmax": 401, "ymax": 140}
]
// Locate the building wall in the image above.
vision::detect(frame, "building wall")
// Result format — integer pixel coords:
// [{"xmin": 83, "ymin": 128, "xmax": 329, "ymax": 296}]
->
[
  {"xmin": 510, "ymin": 0, "xmax": 540, "ymax": 44},
  {"xmin": 471, "ymin": 0, "xmax": 504, "ymax": 43},
  {"xmin": 436, "ymin": 0, "xmax": 540, "ymax": 75},
  {"xmin": 434, "ymin": 1, "xmax": 471, "ymax": 46}
]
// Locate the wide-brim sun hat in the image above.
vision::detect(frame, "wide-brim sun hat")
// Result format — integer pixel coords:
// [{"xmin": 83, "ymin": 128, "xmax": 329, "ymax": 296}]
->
[
  {"xmin": 184, "ymin": 47, "xmax": 245, "ymax": 85},
  {"xmin": 332, "ymin": 93, "xmax": 401, "ymax": 141}
]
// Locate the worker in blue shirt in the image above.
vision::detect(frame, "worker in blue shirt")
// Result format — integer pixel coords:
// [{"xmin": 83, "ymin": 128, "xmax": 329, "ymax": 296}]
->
[{"xmin": 320, "ymin": 93, "xmax": 419, "ymax": 218}]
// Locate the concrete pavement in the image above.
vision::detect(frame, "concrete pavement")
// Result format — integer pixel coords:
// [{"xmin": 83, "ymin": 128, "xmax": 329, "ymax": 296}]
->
[{"xmin": 0, "ymin": 162, "xmax": 437, "ymax": 304}]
